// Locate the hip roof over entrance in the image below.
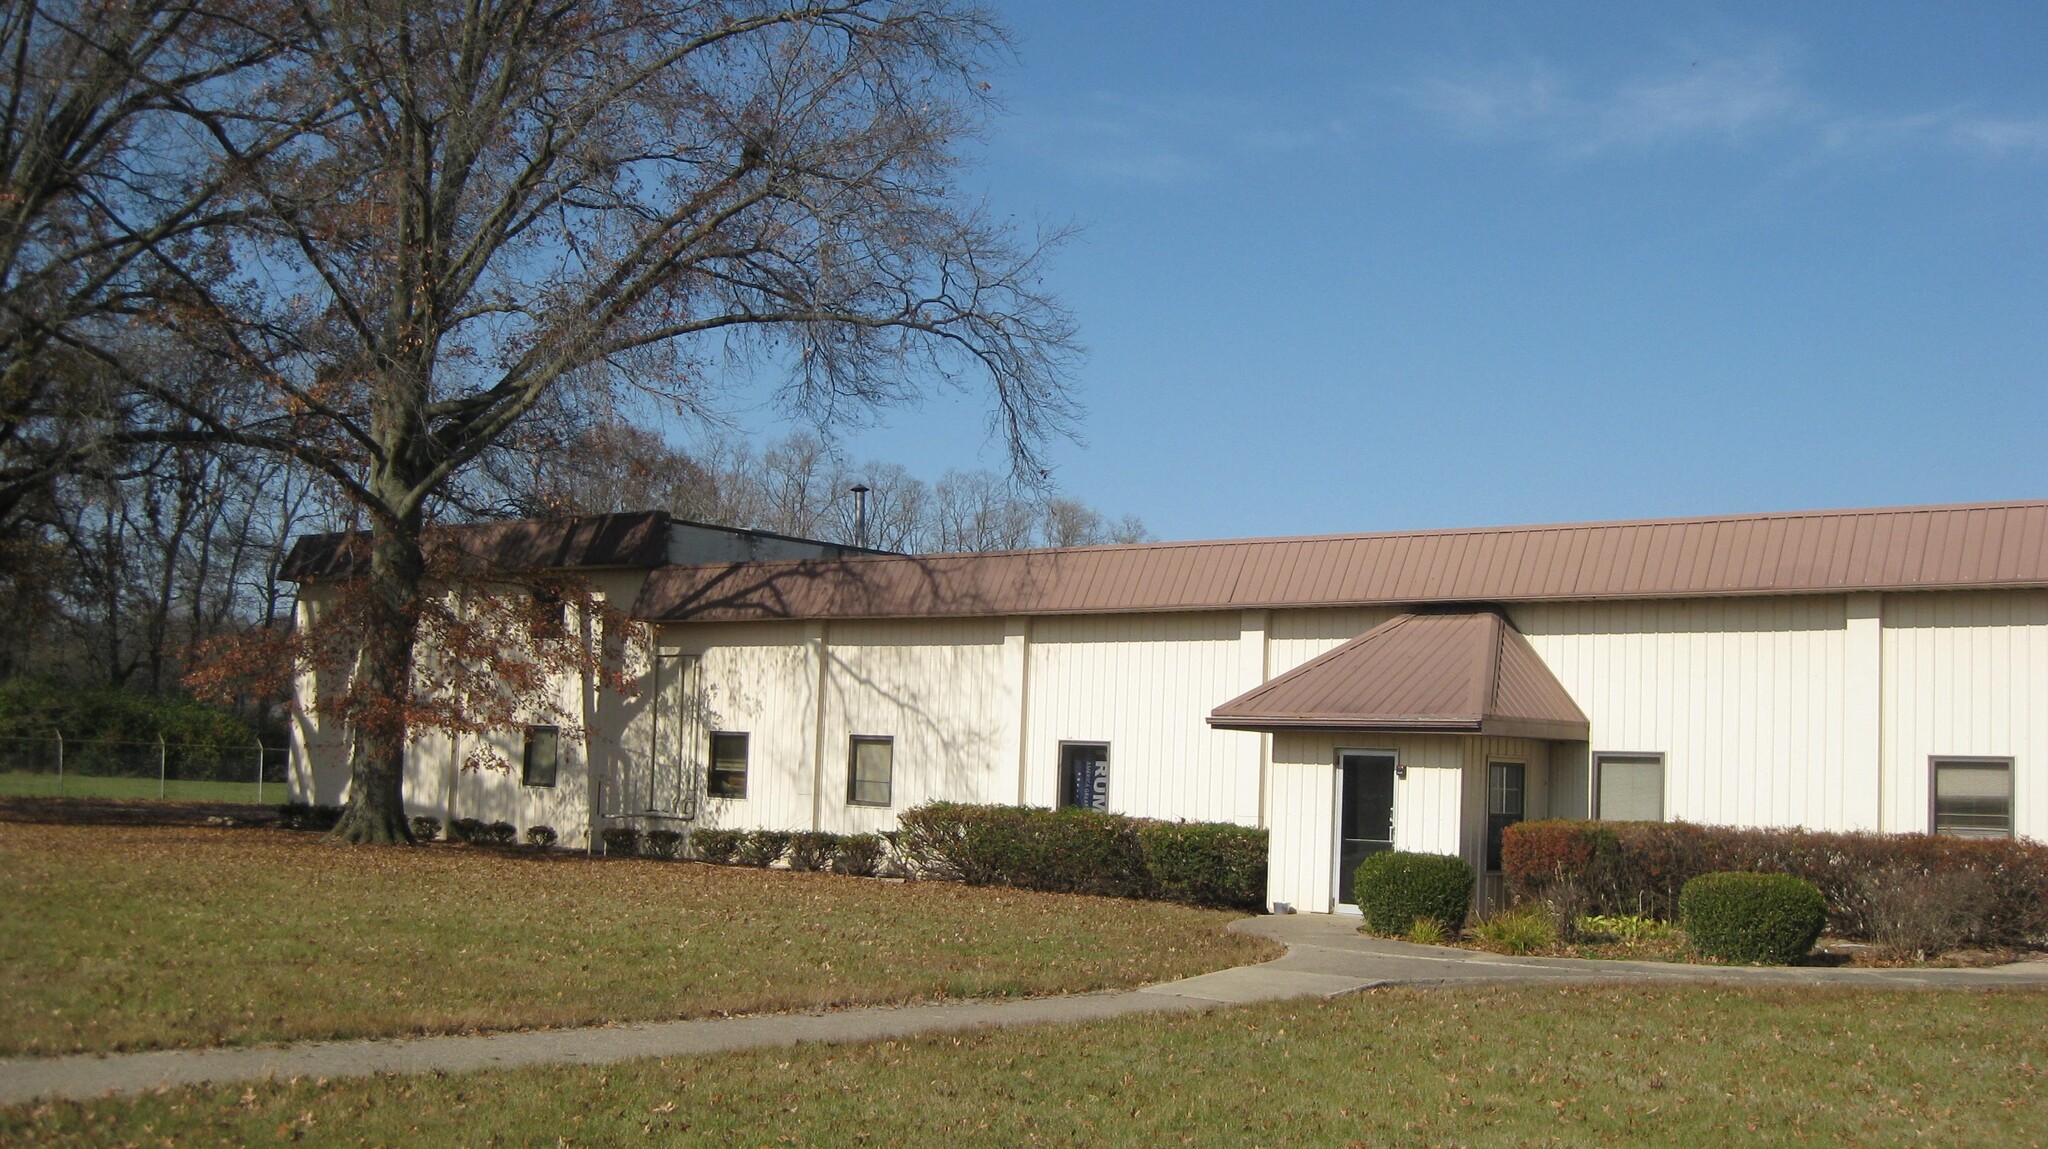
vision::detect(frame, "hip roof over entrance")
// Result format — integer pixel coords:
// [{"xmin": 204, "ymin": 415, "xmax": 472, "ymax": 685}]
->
[{"xmin": 1207, "ymin": 610, "xmax": 1590, "ymax": 740}]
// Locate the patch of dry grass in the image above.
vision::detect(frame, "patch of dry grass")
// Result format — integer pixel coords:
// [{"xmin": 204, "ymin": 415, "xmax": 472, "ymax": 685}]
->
[
  {"xmin": 0, "ymin": 822, "xmax": 1271, "ymax": 1056},
  {"xmin": 7, "ymin": 983, "xmax": 2046, "ymax": 1147}
]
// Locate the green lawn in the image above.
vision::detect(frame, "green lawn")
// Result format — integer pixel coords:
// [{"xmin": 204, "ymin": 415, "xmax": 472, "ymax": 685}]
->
[
  {"xmin": 0, "ymin": 771, "xmax": 272, "ymax": 803},
  {"xmin": 0, "ymin": 822, "xmax": 1271, "ymax": 1057},
  {"xmin": 6, "ymin": 982, "xmax": 2043, "ymax": 1147}
]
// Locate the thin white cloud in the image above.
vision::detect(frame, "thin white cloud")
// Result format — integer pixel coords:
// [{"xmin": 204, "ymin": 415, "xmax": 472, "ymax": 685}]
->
[
  {"xmin": 1950, "ymin": 116, "xmax": 2048, "ymax": 154},
  {"xmin": 1405, "ymin": 61, "xmax": 1568, "ymax": 138},
  {"xmin": 1404, "ymin": 47, "xmax": 2045, "ymax": 161},
  {"xmin": 1009, "ymin": 91, "xmax": 1339, "ymax": 188},
  {"xmin": 1592, "ymin": 53, "xmax": 1816, "ymax": 147}
]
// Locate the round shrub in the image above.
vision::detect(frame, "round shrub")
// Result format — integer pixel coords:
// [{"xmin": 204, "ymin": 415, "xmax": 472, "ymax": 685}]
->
[
  {"xmin": 1354, "ymin": 851, "xmax": 1474, "ymax": 937},
  {"xmin": 525, "ymin": 824, "xmax": 558, "ymax": 849},
  {"xmin": 409, "ymin": 815, "xmax": 441, "ymax": 843},
  {"xmin": 644, "ymin": 829, "xmax": 684, "ymax": 859},
  {"xmin": 1679, "ymin": 871, "xmax": 1826, "ymax": 964}
]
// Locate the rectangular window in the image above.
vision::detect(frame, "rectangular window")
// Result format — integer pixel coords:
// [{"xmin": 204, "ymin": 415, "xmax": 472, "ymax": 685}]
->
[
  {"xmin": 1933, "ymin": 758, "xmax": 2013, "ymax": 838},
  {"xmin": 1594, "ymin": 753, "xmax": 1664, "ymax": 822},
  {"xmin": 848, "ymin": 736, "xmax": 893, "ymax": 807},
  {"xmin": 522, "ymin": 725, "xmax": 559, "ymax": 788},
  {"xmin": 707, "ymin": 732, "xmax": 749, "ymax": 800},
  {"xmin": 1058, "ymin": 742, "xmax": 1111, "ymax": 811},
  {"xmin": 1485, "ymin": 760, "xmax": 1525, "ymax": 872}
]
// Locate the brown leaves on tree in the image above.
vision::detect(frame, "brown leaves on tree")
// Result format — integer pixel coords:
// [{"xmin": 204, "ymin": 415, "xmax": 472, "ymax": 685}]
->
[{"xmin": 188, "ymin": 539, "xmax": 649, "ymax": 773}]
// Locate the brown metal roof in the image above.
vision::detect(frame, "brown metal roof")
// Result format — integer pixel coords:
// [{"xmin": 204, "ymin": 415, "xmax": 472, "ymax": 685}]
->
[
  {"xmin": 282, "ymin": 511, "xmax": 672, "ymax": 582},
  {"xmin": 634, "ymin": 499, "xmax": 2048, "ymax": 621},
  {"xmin": 1207, "ymin": 611, "xmax": 1590, "ymax": 739}
]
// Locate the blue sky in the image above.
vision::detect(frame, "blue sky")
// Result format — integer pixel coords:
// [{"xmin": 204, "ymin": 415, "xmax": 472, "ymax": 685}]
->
[{"xmin": 736, "ymin": 2, "xmax": 2048, "ymax": 542}]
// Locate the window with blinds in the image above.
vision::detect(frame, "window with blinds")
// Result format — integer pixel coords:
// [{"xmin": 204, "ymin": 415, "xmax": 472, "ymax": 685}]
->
[
  {"xmin": 848, "ymin": 735, "xmax": 893, "ymax": 807},
  {"xmin": 1932, "ymin": 758, "xmax": 2012, "ymax": 839},
  {"xmin": 1594, "ymin": 753, "xmax": 1664, "ymax": 822}
]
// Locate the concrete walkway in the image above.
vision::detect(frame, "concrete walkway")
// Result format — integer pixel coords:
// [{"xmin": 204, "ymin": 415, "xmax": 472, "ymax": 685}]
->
[{"xmin": 6, "ymin": 914, "xmax": 2047, "ymax": 1107}]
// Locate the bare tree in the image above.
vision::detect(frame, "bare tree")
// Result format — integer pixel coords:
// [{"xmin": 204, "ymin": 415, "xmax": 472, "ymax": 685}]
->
[
  {"xmin": 0, "ymin": 0, "xmax": 290, "ymax": 528},
  {"xmin": 147, "ymin": 1, "xmax": 1079, "ymax": 842}
]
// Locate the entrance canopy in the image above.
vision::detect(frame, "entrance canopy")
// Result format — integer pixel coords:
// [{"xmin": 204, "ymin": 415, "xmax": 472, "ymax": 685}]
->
[{"xmin": 1208, "ymin": 610, "xmax": 1589, "ymax": 740}]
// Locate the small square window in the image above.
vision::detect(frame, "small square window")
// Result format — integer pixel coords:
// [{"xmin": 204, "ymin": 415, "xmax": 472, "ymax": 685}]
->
[
  {"xmin": 1933, "ymin": 758, "xmax": 2013, "ymax": 839},
  {"xmin": 522, "ymin": 726, "xmax": 559, "ymax": 788},
  {"xmin": 848, "ymin": 736, "xmax": 893, "ymax": 807},
  {"xmin": 708, "ymin": 732, "xmax": 749, "ymax": 800},
  {"xmin": 1595, "ymin": 753, "xmax": 1664, "ymax": 822}
]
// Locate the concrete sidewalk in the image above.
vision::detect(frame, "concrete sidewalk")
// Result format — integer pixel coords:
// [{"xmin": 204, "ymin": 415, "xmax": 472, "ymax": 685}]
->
[{"xmin": 6, "ymin": 913, "xmax": 2046, "ymax": 1107}]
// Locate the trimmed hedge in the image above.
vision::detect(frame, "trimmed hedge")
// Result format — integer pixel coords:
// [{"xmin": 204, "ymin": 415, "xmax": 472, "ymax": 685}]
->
[
  {"xmin": 645, "ymin": 829, "xmax": 684, "ymax": 859},
  {"xmin": 409, "ymin": 816, "xmax": 442, "ymax": 843},
  {"xmin": 448, "ymin": 817, "xmax": 486, "ymax": 845},
  {"xmin": 1680, "ymin": 872, "xmax": 1826, "ymax": 964},
  {"xmin": 1503, "ymin": 820, "xmax": 2048, "ymax": 947},
  {"xmin": 738, "ymin": 830, "xmax": 791, "ymax": 868},
  {"xmin": 834, "ymin": 833, "xmax": 887, "ymax": 876},
  {"xmin": 787, "ymin": 831, "xmax": 840, "ymax": 872},
  {"xmin": 691, "ymin": 828, "xmax": 743, "ymax": 865},
  {"xmin": 599, "ymin": 827, "xmax": 640, "ymax": 856},
  {"xmin": 1136, "ymin": 821, "xmax": 1268, "ymax": 911},
  {"xmin": 525, "ymin": 825, "xmax": 558, "ymax": 848},
  {"xmin": 1353, "ymin": 851, "xmax": 1474, "ymax": 937},
  {"xmin": 894, "ymin": 802, "xmax": 1268, "ymax": 908}
]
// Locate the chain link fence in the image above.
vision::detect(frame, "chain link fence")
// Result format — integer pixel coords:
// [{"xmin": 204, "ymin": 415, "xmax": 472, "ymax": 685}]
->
[{"xmin": 0, "ymin": 736, "xmax": 289, "ymax": 804}]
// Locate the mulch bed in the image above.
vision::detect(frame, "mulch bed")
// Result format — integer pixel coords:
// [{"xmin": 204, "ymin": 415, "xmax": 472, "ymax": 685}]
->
[{"xmin": 0, "ymin": 796, "xmax": 279, "ymax": 827}]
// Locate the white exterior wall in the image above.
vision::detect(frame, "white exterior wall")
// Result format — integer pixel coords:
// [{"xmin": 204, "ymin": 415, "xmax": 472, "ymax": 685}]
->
[
  {"xmin": 819, "ymin": 619, "xmax": 1013, "ymax": 834},
  {"xmin": 1264, "ymin": 732, "xmax": 1546, "ymax": 915},
  {"xmin": 297, "ymin": 571, "xmax": 2048, "ymax": 906},
  {"xmin": 1513, "ymin": 596, "xmax": 1860, "ymax": 831},
  {"xmin": 1022, "ymin": 612, "xmax": 1261, "ymax": 824},
  {"xmin": 1883, "ymin": 590, "xmax": 2048, "ymax": 839}
]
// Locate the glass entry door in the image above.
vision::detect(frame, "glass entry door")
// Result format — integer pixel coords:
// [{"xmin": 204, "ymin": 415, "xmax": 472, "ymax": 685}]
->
[{"xmin": 1337, "ymin": 751, "xmax": 1397, "ymax": 907}]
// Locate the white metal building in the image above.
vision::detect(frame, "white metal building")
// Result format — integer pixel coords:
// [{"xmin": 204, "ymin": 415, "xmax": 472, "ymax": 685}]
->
[{"xmin": 288, "ymin": 500, "xmax": 2048, "ymax": 915}]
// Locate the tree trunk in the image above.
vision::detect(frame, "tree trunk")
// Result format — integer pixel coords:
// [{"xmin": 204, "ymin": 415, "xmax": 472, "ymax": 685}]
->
[{"xmin": 330, "ymin": 516, "xmax": 423, "ymax": 845}]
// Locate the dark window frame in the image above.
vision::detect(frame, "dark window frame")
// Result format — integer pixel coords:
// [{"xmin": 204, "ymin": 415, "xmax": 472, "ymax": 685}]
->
[
  {"xmin": 521, "ymin": 725, "xmax": 560, "ymax": 788},
  {"xmin": 847, "ymin": 735, "xmax": 894, "ymax": 808},
  {"xmin": 1484, "ymin": 759, "xmax": 1525, "ymax": 873},
  {"xmin": 707, "ymin": 731, "xmax": 749, "ymax": 800},
  {"xmin": 1930, "ymin": 756, "xmax": 2015, "ymax": 839}
]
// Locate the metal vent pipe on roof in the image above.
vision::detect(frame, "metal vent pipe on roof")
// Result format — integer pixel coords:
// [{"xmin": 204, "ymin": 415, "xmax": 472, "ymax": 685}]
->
[{"xmin": 850, "ymin": 484, "xmax": 870, "ymax": 549}]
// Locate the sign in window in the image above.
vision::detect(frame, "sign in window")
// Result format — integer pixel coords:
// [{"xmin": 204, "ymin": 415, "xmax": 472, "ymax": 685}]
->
[{"xmin": 1059, "ymin": 743, "xmax": 1110, "ymax": 812}]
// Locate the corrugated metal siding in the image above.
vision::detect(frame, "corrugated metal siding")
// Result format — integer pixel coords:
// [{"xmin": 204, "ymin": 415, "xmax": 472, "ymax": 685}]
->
[
  {"xmin": 1023, "ymin": 613, "xmax": 1259, "ymax": 824},
  {"xmin": 677, "ymin": 622, "xmax": 819, "ymax": 833},
  {"xmin": 818, "ymin": 619, "xmax": 1011, "ymax": 835},
  {"xmin": 1513, "ymin": 596, "xmax": 1854, "ymax": 830},
  {"xmin": 1882, "ymin": 590, "xmax": 2048, "ymax": 838}
]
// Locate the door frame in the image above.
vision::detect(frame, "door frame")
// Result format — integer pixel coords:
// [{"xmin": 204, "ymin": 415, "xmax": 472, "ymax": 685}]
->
[{"xmin": 1332, "ymin": 747, "xmax": 1398, "ymax": 914}]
